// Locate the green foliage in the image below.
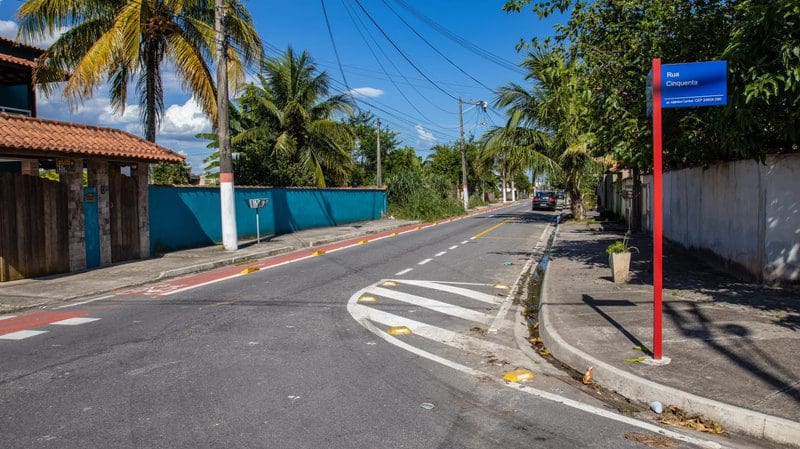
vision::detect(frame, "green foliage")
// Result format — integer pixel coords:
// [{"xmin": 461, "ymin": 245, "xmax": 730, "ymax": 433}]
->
[
  {"xmin": 346, "ymin": 112, "xmax": 400, "ymax": 185},
  {"xmin": 151, "ymin": 161, "xmax": 190, "ymax": 185},
  {"xmin": 385, "ymin": 168, "xmax": 464, "ymax": 222},
  {"xmin": 504, "ymin": 0, "xmax": 800, "ymax": 170},
  {"xmin": 605, "ymin": 241, "xmax": 628, "ymax": 255}
]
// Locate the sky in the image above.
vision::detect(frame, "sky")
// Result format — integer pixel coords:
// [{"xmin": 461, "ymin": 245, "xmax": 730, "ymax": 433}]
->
[{"xmin": 0, "ymin": 0, "xmax": 562, "ymax": 173}]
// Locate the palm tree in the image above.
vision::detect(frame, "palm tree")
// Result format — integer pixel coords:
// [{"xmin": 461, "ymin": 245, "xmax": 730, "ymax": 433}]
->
[
  {"xmin": 495, "ymin": 49, "xmax": 597, "ymax": 218},
  {"xmin": 232, "ymin": 47, "xmax": 355, "ymax": 187},
  {"xmin": 17, "ymin": 0, "xmax": 262, "ymax": 142}
]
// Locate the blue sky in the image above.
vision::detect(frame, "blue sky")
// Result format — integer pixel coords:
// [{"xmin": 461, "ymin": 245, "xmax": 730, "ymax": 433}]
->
[{"xmin": 0, "ymin": 0, "xmax": 562, "ymax": 172}]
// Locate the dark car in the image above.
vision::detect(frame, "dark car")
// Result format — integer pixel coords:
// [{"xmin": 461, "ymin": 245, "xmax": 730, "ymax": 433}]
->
[{"xmin": 532, "ymin": 191, "xmax": 557, "ymax": 211}]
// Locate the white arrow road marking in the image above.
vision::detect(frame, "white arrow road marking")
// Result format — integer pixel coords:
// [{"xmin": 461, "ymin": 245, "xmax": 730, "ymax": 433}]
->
[
  {"xmin": 367, "ymin": 287, "xmax": 493, "ymax": 325},
  {"xmin": 392, "ymin": 280, "xmax": 499, "ymax": 304}
]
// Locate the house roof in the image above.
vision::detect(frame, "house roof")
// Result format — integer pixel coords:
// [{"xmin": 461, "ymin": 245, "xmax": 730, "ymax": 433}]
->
[
  {"xmin": 0, "ymin": 113, "xmax": 185, "ymax": 163},
  {"xmin": 0, "ymin": 52, "xmax": 37, "ymax": 68},
  {"xmin": 0, "ymin": 37, "xmax": 45, "ymax": 55}
]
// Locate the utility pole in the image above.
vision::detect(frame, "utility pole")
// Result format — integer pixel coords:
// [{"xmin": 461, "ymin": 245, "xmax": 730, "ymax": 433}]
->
[
  {"xmin": 458, "ymin": 98, "xmax": 468, "ymax": 210},
  {"xmin": 215, "ymin": 0, "xmax": 237, "ymax": 251},
  {"xmin": 458, "ymin": 98, "xmax": 487, "ymax": 210},
  {"xmin": 376, "ymin": 117, "xmax": 382, "ymax": 187}
]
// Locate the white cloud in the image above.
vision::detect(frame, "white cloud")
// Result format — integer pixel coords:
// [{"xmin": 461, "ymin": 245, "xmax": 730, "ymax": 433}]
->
[
  {"xmin": 160, "ymin": 97, "xmax": 211, "ymax": 137},
  {"xmin": 347, "ymin": 87, "xmax": 384, "ymax": 98},
  {"xmin": 0, "ymin": 20, "xmax": 18, "ymax": 40},
  {"xmin": 415, "ymin": 124, "xmax": 436, "ymax": 147}
]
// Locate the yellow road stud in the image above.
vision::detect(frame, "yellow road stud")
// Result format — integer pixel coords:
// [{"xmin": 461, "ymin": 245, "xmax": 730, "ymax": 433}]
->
[
  {"xmin": 240, "ymin": 266, "xmax": 260, "ymax": 274},
  {"xmin": 493, "ymin": 283, "xmax": 510, "ymax": 290},
  {"xmin": 358, "ymin": 295, "xmax": 377, "ymax": 303},
  {"xmin": 415, "ymin": 226, "xmax": 422, "ymax": 230},
  {"xmin": 388, "ymin": 326, "xmax": 412, "ymax": 335},
  {"xmin": 503, "ymin": 368, "xmax": 534, "ymax": 383},
  {"xmin": 359, "ymin": 239, "xmax": 369, "ymax": 244},
  {"xmin": 382, "ymin": 280, "xmax": 398, "ymax": 287},
  {"xmin": 312, "ymin": 250, "xmax": 326, "ymax": 256},
  {"xmin": 391, "ymin": 232, "xmax": 399, "ymax": 236}
]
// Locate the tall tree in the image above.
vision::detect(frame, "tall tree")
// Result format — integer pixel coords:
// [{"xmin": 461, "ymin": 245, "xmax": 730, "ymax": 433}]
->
[
  {"xmin": 232, "ymin": 47, "xmax": 355, "ymax": 187},
  {"xmin": 18, "ymin": 0, "xmax": 262, "ymax": 142}
]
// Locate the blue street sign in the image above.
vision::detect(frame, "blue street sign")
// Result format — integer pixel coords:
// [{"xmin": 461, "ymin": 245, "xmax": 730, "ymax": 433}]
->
[{"xmin": 661, "ymin": 60, "xmax": 727, "ymax": 108}]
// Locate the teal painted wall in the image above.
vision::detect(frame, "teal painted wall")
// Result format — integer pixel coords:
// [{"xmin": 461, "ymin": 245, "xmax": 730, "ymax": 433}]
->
[{"xmin": 149, "ymin": 186, "xmax": 388, "ymax": 253}]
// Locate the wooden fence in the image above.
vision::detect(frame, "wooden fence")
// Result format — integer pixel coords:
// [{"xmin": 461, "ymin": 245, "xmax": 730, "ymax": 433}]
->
[
  {"xmin": 109, "ymin": 170, "xmax": 140, "ymax": 262},
  {"xmin": 0, "ymin": 172, "xmax": 69, "ymax": 282}
]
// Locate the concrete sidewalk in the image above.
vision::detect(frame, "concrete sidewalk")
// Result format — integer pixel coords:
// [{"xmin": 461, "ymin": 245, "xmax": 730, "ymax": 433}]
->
[
  {"xmin": 539, "ymin": 222, "xmax": 800, "ymax": 447},
  {"xmin": 0, "ymin": 218, "xmax": 415, "ymax": 313}
]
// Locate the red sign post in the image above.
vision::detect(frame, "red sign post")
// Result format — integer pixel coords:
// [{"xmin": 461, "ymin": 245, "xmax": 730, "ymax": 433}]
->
[{"xmin": 651, "ymin": 58, "xmax": 664, "ymax": 360}]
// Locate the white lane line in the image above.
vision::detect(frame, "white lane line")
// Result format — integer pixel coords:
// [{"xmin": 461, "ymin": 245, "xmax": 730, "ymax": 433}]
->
[
  {"xmin": 51, "ymin": 317, "xmax": 101, "ymax": 326},
  {"xmin": 367, "ymin": 287, "xmax": 493, "ymax": 325},
  {"xmin": 418, "ymin": 258, "xmax": 432, "ymax": 265},
  {"xmin": 347, "ymin": 290, "xmax": 722, "ymax": 449},
  {"xmin": 395, "ymin": 268, "xmax": 413, "ymax": 276},
  {"xmin": 434, "ymin": 251, "xmax": 447, "ymax": 257},
  {"xmin": 469, "ymin": 237, "xmax": 476, "ymax": 240},
  {"xmin": 0, "ymin": 330, "xmax": 48, "ymax": 340},
  {"xmin": 395, "ymin": 280, "xmax": 499, "ymax": 304},
  {"xmin": 488, "ymin": 256, "xmax": 534, "ymax": 334},
  {"xmin": 448, "ymin": 245, "xmax": 458, "ymax": 250},
  {"xmin": 461, "ymin": 240, "xmax": 469, "ymax": 244},
  {"xmin": 351, "ymin": 302, "xmax": 511, "ymax": 356},
  {"xmin": 54, "ymin": 295, "xmax": 114, "ymax": 309},
  {"xmin": 0, "ymin": 315, "xmax": 17, "ymax": 321}
]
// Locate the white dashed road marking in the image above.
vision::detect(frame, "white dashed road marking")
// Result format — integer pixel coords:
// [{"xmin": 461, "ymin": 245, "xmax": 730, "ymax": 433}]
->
[
  {"xmin": 418, "ymin": 258, "xmax": 432, "ymax": 265},
  {"xmin": 461, "ymin": 240, "xmax": 469, "ymax": 244},
  {"xmin": 448, "ymin": 245, "xmax": 458, "ymax": 250},
  {"xmin": 51, "ymin": 317, "xmax": 101, "ymax": 326},
  {"xmin": 434, "ymin": 251, "xmax": 447, "ymax": 257},
  {"xmin": 0, "ymin": 330, "xmax": 48, "ymax": 340},
  {"xmin": 395, "ymin": 268, "xmax": 413, "ymax": 276}
]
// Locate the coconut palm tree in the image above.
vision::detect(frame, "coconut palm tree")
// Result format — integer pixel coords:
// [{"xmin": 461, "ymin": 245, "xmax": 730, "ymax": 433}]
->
[
  {"xmin": 232, "ymin": 47, "xmax": 355, "ymax": 187},
  {"xmin": 17, "ymin": 0, "xmax": 262, "ymax": 142},
  {"xmin": 495, "ymin": 49, "xmax": 597, "ymax": 218}
]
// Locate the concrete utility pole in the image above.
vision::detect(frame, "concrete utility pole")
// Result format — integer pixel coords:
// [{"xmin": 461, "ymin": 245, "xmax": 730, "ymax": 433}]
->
[
  {"xmin": 376, "ymin": 117, "xmax": 382, "ymax": 188},
  {"xmin": 458, "ymin": 98, "xmax": 487, "ymax": 210},
  {"xmin": 458, "ymin": 98, "xmax": 468, "ymax": 210},
  {"xmin": 215, "ymin": 0, "xmax": 237, "ymax": 251}
]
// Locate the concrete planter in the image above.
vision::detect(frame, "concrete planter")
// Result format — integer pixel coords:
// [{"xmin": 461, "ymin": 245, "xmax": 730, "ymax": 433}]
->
[{"xmin": 609, "ymin": 252, "xmax": 631, "ymax": 284}]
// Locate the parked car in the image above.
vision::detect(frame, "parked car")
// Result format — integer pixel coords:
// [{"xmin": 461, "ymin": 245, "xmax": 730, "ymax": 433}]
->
[{"xmin": 532, "ymin": 191, "xmax": 557, "ymax": 211}]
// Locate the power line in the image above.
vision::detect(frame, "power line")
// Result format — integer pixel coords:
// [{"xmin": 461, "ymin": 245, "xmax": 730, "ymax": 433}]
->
[
  {"xmin": 320, "ymin": 0, "xmax": 355, "ymax": 101},
  {"xmin": 391, "ymin": 0, "xmax": 525, "ymax": 75},
  {"xmin": 379, "ymin": 0, "xmax": 493, "ymax": 91},
  {"xmin": 351, "ymin": 0, "xmax": 458, "ymax": 100}
]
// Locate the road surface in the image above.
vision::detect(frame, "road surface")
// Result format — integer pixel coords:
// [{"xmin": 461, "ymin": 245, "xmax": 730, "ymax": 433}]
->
[{"xmin": 0, "ymin": 203, "xmax": 726, "ymax": 448}]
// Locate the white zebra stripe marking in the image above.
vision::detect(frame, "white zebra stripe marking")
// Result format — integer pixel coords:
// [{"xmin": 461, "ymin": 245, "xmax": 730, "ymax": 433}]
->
[
  {"xmin": 0, "ymin": 330, "xmax": 48, "ymax": 340},
  {"xmin": 367, "ymin": 287, "xmax": 492, "ymax": 325},
  {"xmin": 51, "ymin": 317, "xmax": 101, "ymax": 326}
]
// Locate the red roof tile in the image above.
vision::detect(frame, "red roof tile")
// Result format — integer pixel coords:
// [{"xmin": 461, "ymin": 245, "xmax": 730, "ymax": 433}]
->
[
  {"xmin": 0, "ymin": 37, "xmax": 45, "ymax": 55},
  {"xmin": 0, "ymin": 113, "xmax": 185, "ymax": 163},
  {"xmin": 0, "ymin": 52, "xmax": 36, "ymax": 68}
]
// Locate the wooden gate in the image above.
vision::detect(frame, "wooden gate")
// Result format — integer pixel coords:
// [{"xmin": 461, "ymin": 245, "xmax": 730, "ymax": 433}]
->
[
  {"xmin": 0, "ymin": 172, "xmax": 69, "ymax": 282},
  {"xmin": 109, "ymin": 170, "xmax": 140, "ymax": 263}
]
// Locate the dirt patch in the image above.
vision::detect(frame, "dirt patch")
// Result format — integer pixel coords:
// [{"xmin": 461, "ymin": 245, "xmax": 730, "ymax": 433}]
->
[
  {"xmin": 623, "ymin": 432, "xmax": 677, "ymax": 448},
  {"xmin": 658, "ymin": 405, "xmax": 725, "ymax": 435}
]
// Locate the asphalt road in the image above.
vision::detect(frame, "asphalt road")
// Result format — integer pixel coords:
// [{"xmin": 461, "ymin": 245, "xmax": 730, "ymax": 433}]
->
[{"xmin": 0, "ymin": 203, "xmax": 719, "ymax": 449}]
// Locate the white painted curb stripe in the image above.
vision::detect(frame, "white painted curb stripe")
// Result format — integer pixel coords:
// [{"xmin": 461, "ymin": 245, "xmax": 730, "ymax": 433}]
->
[{"xmin": 367, "ymin": 287, "xmax": 493, "ymax": 324}]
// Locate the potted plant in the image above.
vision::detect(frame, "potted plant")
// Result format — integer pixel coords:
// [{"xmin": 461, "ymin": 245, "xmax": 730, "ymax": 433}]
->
[{"xmin": 606, "ymin": 234, "xmax": 638, "ymax": 284}]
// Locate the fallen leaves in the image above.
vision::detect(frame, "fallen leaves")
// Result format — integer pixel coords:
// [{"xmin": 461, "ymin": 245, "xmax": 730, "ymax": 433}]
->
[
  {"xmin": 623, "ymin": 432, "xmax": 676, "ymax": 448},
  {"xmin": 470, "ymin": 326, "xmax": 488, "ymax": 336},
  {"xmin": 625, "ymin": 356, "xmax": 647, "ymax": 363},
  {"xmin": 582, "ymin": 366, "xmax": 594, "ymax": 384},
  {"xmin": 658, "ymin": 405, "xmax": 725, "ymax": 434}
]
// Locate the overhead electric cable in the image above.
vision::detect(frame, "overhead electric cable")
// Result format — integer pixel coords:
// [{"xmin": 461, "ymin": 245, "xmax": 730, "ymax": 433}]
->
[
  {"xmin": 351, "ymin": 0, "xmax": 458, "ymax": 100},
  {"xmin": 320, "ymin": 0, "xmax": 356, "ymax": 102},
  {"xmin": 379, "ymin": 0, "xmax": 493, "ymax": 91},
  {"xmin": 392, "ymin": 0, "xmax": 525, "ymax": 75}
]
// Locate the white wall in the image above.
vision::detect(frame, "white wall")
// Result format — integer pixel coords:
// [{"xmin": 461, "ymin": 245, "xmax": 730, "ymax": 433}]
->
[{"xmin": 635, "ymin": 154, "xmax": 799, "ymax": 283}]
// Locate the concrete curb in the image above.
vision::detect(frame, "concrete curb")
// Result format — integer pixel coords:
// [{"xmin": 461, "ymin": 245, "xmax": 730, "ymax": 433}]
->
[
  {"xmin": 538, "ymin": 228, "xmax": 800, "ymax": 447},
  {"xmin": 156, "ymin": 245, "xmax": 296, "ymax": 279}
]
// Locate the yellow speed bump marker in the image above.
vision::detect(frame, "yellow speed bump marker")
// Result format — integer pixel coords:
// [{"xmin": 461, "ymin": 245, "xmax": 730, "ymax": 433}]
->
[
  {"xmin": 493, "ymin": 283, "xmax": 510, "ymax": 290},
  {"xmin": 391, "ymin": 232, "xmax": 399, "ymax": 236},
  {"xmin": 503, "ymin": 368, "xmax": 534, "ymax": 383},
  {"xmin": 312, "ymin": 250, "xmax": 326, "ymax": 256},
  {"xmin": 358, "ymin": 239, "xmax": 369, "ymax": 244},
  {"xmin": 387, "ymin": 326, "xmax": 412, "ymax": 335},
  {"xmin": 240, "ymin": 266, "xmax": 260, "ymax": 274},
  {"xmin": 382, "ymin": 280, "xmax": 398, "ymax": 287},
  {"xmin": 415, "ymin": 226, "xmax": 422, "ymax": 230},
  {"xmin": 358, "ymin": 295, "xmax": 377, "ymax": 303}
]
